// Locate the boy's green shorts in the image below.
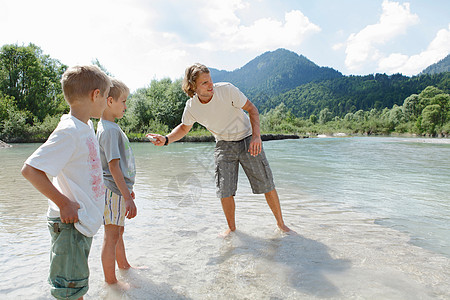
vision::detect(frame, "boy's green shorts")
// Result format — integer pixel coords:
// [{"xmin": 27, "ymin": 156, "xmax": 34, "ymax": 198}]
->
[{"xmin": 47, "ymin": 217, "xmax": 93, "ymax": 300}]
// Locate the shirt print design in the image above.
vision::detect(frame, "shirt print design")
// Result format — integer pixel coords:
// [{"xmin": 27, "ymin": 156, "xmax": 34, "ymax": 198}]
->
[{"xmin": 87, "ymin": 136, "xmax": 104, "ymax": 200}]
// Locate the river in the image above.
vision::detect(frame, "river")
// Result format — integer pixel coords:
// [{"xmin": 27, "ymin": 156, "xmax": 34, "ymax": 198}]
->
[{"xmin": 0, "ymin": 137, "xmax": 449, "ymax": 299}]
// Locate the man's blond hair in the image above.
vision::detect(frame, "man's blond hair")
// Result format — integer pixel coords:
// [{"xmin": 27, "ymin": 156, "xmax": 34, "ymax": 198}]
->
[
  {"xmin": 182, "ymin": 63, "xmax": 210, "ymax": 98},
  {"xmin": 108, "ymin": 78, "xmax": 130, "ymax": 100},
  {"xmin": 61, "ymin": 65, "xmax": 111, "ymax": 104}
]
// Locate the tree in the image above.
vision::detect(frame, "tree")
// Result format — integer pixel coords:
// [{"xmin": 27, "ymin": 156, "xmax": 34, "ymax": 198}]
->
[
  {"xmin": 125, "ymin": 78, "xmax": 188, "ymax": 133},
  {"xmin": 388, "ymin": 105, "xmax": 404, "ymax": 127},
  {"xmin": 123, "ymin": 88, "xmax": 152, "ymax": 132},
  {"xmin": 0, "ymin": 92, "xmax": 31, "ymax": 141},
  {"xmin": 261, "ymin": 103, "xmax": 291, "ymax": 131},
  {"xmin": 0, "ymin": 91, "xmax": 14, "ymax": 123},
  {"xmin": 92, "ymin": 58, "xmax": 113, "ymax": 76},
  {"xmin": 343, "ymin": 112, "xmax": 353, "ymax": 122},
  {"xmin": 319, "ymin": 108, "xmax": 332, "ymax": 124},
  {"xmin": 421, "ymin": 104, "xmax": 442, "ymax": 135},
  {"xmin": 403, "ymin": 94, "xmax": 420, "ymax": 121},
  {"xmin": 0, "ymin": 43, "xmax": 67, "ymax": 122},
  {"xmin": 419, "ymin": 86, "xmax": 443, "ymax": 99},
  {"xmin": 354, "ymin": 110, "xmax": 366, "ymax": 122},
  {"xmin": 417, "ymin": 86, "xmax": 444, "ymax": 113}
]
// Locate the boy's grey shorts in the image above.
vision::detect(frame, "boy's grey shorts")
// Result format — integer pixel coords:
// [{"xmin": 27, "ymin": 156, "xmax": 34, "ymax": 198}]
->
[{"xmin": 214, "ymin": 135, "xmax": 275, "ymax": 198}]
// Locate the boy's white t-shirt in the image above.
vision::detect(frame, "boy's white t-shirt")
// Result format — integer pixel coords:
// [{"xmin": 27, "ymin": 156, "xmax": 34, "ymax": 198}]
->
[
  {"xmin": 181, "ymin": 82, "xmax": 252, "ymax": 141},
  {"xmin": 25, "ymin": 114, "xmax": 104, "ymax": 237}
]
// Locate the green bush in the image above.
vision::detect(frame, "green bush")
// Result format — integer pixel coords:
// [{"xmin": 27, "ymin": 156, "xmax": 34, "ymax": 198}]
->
[
  {"xmin": 29, "ymin": 114, "xmax": 61, "ymax": 141},
  {"xmin": 1, "ymin": 107, "xmax": 31, "ymax": 141}
]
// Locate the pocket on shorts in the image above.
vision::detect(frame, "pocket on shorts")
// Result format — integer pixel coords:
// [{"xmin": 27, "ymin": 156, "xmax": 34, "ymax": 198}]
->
[
  {"xmin": 261, "ymin": 159, "xmax": 269, "ymax": 179},
  {"xmin": 215, "ymin": 163, "xmax": 221, "ymax": 190},
  {"xmin": 48, "ymin": 219, "xmax": 72, "ymax": 255},
  {"xmin": 261, "ymin": 158, "xmax": 275, "ymax": 185}
]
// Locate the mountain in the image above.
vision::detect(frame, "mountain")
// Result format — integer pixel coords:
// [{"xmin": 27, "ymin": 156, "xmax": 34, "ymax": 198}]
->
[
  {"xmin": 421, "ymin": 54, "xmax": 450, "ymax": 75},
  {"xmin": 208, "ymin": 48, "xmax": 449, "ymax": 119},
  {"xmin": 210, "ymin": 48, "xmax": 342, "ymax": 107}
]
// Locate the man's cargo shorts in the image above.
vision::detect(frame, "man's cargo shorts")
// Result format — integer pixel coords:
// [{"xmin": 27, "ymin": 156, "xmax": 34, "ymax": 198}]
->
[{"xmin": 214, "ymin": 135, "xmax": 275, "ymax": 198}]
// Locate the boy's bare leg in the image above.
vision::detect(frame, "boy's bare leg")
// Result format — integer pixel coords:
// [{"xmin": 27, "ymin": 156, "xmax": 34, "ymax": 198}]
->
[
  {"xmin": 116, "ymin": 226, "xmax": 131, "ymax": 269},
  {"xmin": 264, "ymin": 189, "xmax": 293, "ymax": 233},
  {"xmin": 102, "ymin": 225, "xmax": 130, "ymax": 289},
  {"xmin": 220, "ymin": 196, "xmax": 236, "ymax": 236},
  {"xmin": 102, "ymin": 225, "xmax": 120, "ymax": 283}
]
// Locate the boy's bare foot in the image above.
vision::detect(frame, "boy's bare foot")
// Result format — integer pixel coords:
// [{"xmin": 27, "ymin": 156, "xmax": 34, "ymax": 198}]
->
[
  {"xmin": 119, "ymin": 265, "xmax": 149, "ymax": 271},
  {"xmin": 118, "ymin": 264, "xmax": 131, "ymax": 270},
  {"xmin": 108, "ymin": 280, "xmax": 131, "ymax": 291},
  {"xmin": 132, "ymin": 265, "xmax": 149, "ymax": 270}
]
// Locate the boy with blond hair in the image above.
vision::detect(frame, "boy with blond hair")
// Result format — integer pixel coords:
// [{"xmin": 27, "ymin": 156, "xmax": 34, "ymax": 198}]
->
[
  {"xmin": 21, "ymin": 65, "xmax": 111, "ymax": 300},
  {"xmin": 96, "ymin": 78, "xmax": 137, "ymax": 288}
]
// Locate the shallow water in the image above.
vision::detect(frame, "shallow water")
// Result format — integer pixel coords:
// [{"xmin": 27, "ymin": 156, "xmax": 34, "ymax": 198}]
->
[{"xmin": 0, "ymin": 137, "xmax": 449, "ymax": 299}]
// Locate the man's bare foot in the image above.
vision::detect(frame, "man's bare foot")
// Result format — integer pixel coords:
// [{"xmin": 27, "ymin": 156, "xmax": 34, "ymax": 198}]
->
[
  {"xmin": 219, "ymin": 228, "xmax": 235, "ymax": 237},
  {"xmin": 279, "ymin": 224, "xmax": 297, "ymax": 234}
]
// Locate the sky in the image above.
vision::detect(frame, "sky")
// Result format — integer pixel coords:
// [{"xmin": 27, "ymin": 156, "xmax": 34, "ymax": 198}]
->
[{"xmin": 0, "ymin": 0, "xmax": 449, "ymax": 92}]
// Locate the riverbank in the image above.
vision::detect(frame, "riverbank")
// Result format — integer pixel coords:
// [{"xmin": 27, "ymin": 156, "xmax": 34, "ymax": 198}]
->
[
  {"xmin": 182, "ymin": 133, "xmax": 306, "ymax": 142},
  {"xmin": 133, "ymin": 132, "xmax": 450, "ymax": 142},
  {"xmin": 3, "ymin": 132, "xmax": 449, "ymax": 144},
  {"xmin": 127, "ymin": 133, "xmax": 307, "ymax": 142},
  {"xmin": 0, "ymin": 140, "xmax": 11, "ymax": 148}
]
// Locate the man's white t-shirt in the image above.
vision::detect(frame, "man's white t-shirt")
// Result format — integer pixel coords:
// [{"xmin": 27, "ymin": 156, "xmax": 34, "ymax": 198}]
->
[
  {"xmin": 25, "ymin": 114, "xmax": 104, "ymax": 237},
  {"xmin": 181, "ymin": 82, "xmax": 252, "ymax": 141}
]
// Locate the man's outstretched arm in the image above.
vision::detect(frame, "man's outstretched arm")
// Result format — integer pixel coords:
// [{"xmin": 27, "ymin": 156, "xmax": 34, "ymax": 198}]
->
[{"xmin": 147, "ymin": 123, "xmax": 193, "ymax": 146}]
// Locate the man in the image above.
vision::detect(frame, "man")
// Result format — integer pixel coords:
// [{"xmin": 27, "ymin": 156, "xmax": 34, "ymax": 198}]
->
[{"xmin": 148, "ymin": 63, "xmax": 292, "ymax": 236}]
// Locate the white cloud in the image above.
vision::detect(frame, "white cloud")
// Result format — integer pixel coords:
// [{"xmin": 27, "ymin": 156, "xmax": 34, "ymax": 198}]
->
[
  {"xmin": 332, "ymin": 43, "xmax": 345, "ymax": 51},
  {"xmin": 0, "ymin": 0, "xmax": 192, "ymax": 91},
  {"xmin": 3, "ymin": 0, "xmax": 446, "ymax": 91},
  {"xmin": 0, "ymin": 0, "xmax": 321, "ymax": 90},
  {"xmin": 199, "ymin": 5, "xmax": 321, "ymax": 52},
  {"xmin": 344, "ymin": 0, "xmax": 419, "ymax": 71},
  {"xmin": 201, "ymin": 0, "xmax": 249, "ymax": 36},
  {"xmin": 378, "ymin": 24, "xmax": 450, "ymax": 75}
]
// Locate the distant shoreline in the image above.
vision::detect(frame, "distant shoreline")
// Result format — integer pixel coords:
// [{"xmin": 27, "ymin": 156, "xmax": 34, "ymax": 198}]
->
[
  {"xmin": 129, "ymin": 133, "xmax": 307, "ymax": 143},
  {"xmin": 0, "ymin": 134, "xmax": 305, "ymax": 146},
  {"xmin": 131, "ymin": 132, "xmax": 449, "ymax": 142},
  {"xmin": 2, "ymin": 133, "xmax": 449, "ymax": 146},
  {"xmin": 181, "ymin": 133, "xmax": 305, "ymax": 143}
]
